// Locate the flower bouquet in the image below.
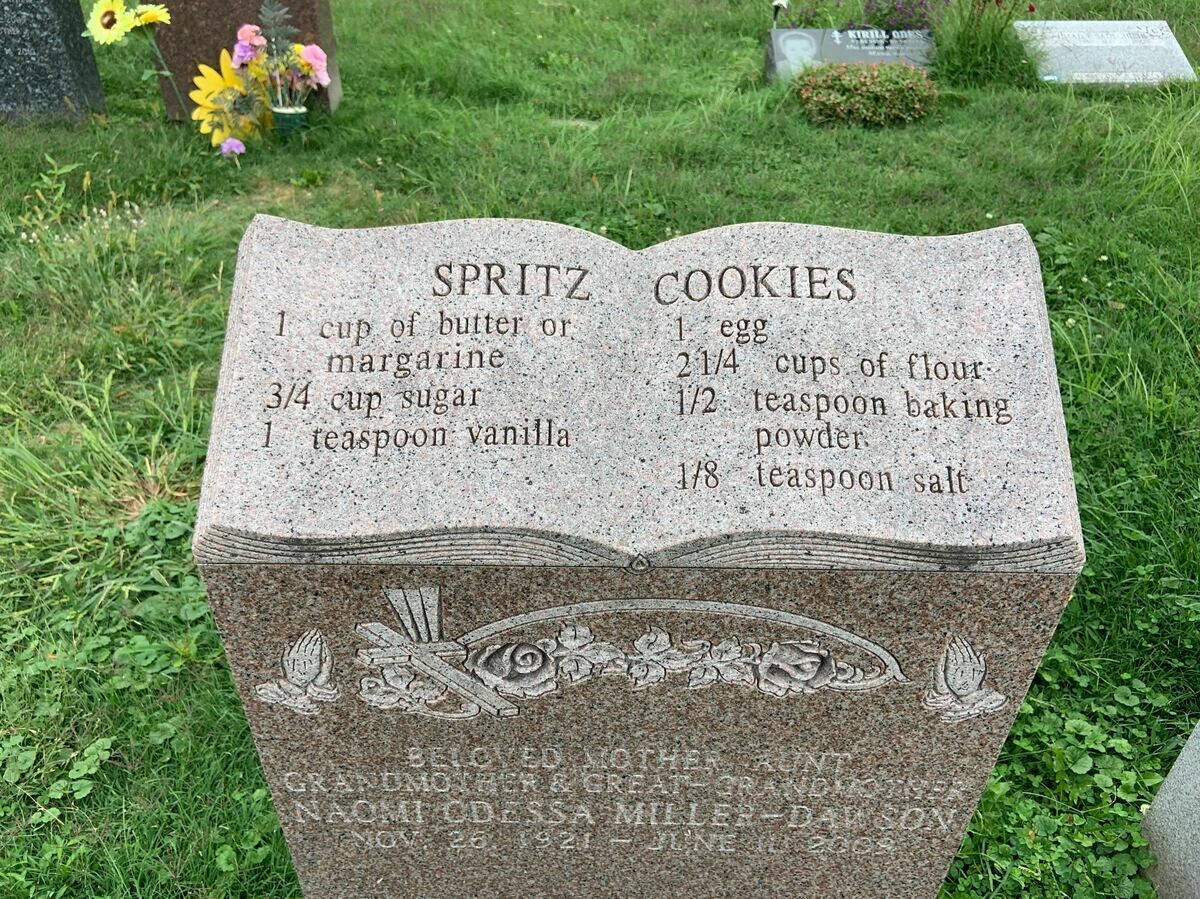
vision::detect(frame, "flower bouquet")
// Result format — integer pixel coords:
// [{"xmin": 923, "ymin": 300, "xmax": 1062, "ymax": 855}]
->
[{"xmin": 190, "ymin": 0, "xmax": 332, "ymax": 153}]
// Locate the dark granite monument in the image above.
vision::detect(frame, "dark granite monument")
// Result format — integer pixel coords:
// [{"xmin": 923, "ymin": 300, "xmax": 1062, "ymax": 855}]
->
[
  {"xmin": 195, "ymin": 215, "xmax": 1084, "ymax": 897},
  {"xmin": 156, "ymin": 0, "xmax": 341, "ymax": 119},
  {"xmin": 765, "ymin": 28, "xmax": 933, "ymax": 81},
  {"xmin": 0, "ymin": 0, "xmax": 104, "ymax": 123}
]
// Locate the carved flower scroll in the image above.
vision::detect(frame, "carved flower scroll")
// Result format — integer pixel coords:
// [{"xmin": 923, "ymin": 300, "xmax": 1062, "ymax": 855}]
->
[
  {"xmin": 367, "ymin": 621, "xmax": 883, "ymax": 719},
  {"xmin": 262, "ymin": 593, "xmax": 913, "ymax": 721}
]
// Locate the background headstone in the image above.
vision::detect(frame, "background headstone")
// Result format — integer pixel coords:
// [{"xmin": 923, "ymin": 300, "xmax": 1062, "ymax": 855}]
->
[
  {"xmin": 156, "ymin": 0, "xmax": 341, "ymax": 119},
  {"xmin": 0, "ymin": 0, "xmax": 104, "ymax": 123},
  {"xmin": 1143, "ymin": 723, "xmax": 1200, "ymax": 899},
  {"xmin": 766, "ymin": 28, "xmax": 932, "ymax": 81},
  {"xmin": 195, "ymin": 215, "xmax": 1084, "ymax": 898},
  {"xmin": 1014, "ymin": 20, "xmax": 1196, "ymax": 85}
]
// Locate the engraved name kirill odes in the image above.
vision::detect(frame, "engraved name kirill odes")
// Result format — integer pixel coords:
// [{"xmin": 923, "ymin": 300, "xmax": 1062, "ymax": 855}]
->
[
  {"xmin": 765, "ymin": 28, "xmax": 933, "ymax": 81},
  {"xmin": 195, "ymin": 216, "xmax": 1084, "ymax": 898}
]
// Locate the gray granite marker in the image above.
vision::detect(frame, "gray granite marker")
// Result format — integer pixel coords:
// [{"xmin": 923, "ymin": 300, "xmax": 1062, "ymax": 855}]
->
[
  {"xmin": 766, "ymin": 28, "xmax": 932, "ymax": 81},
  {"xmin": 195, "ymin": 216, "xmax": 1084, "ymax": 898},
  {"xmin": 1143, "ymin": 724, "xmax": 1200, "ymax": 898},
  {"xmin": 1014, "ymin": 20, "xmax": 1196, "ymax": 85},
  {"xmin": 0, "ymin": 0, "xmax": 104, "ymax": 123}
]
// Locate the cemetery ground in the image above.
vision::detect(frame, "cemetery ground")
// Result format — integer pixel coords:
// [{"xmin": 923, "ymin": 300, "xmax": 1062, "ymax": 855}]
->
[{"xmin": 0, "ymin": 0, "xmax": 1197, "ymax": 895}]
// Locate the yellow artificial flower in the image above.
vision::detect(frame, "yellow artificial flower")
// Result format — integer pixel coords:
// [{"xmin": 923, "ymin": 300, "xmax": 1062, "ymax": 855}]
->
[
  {"xmin": 292, "ymin": 43, "xmax": 313, "ymax": 75},
  {"xmin": 245, "ymin": 57, "xmax": 269, "ymax": 86},
  {"xmin": 86, "ymin": 0, "xmax": 134, "ymax": 44},
  {"xmin": 133, "ymin": 4, "xmax": 171, "ymax": 26},
  {"xmin": 190, "ymin": 50, "xmax": 254, "ymax": 147}
]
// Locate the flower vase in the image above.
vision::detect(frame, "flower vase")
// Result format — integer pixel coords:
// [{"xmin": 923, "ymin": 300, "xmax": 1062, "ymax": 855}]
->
[{"xmin": 272, "ymin": 105, "xmax": 308, "ymax": 140}]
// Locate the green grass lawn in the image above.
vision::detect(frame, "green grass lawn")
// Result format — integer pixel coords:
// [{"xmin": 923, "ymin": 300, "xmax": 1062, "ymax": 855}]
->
[{"xmin": 1, "ymin": 0, "xmax": 1198, "ymax": 895}]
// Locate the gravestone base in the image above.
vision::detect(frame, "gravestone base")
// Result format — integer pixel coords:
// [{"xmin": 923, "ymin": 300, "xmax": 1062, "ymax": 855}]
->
[
  {"xmin": 1142, "ymin": 724, "xmax": 1200, "ymax": 899},
  {"xmin": 0, "ymin": 0, "xmax": 104, "ymax": 123},
  {"xmin": 202, "ymin": 564, "xmax": 1074, "ymax": 899}
]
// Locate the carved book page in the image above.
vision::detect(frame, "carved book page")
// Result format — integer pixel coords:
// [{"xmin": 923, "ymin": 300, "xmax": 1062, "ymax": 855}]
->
[{"xmin": 194, "ymin": 216, "xmax": 1082, "ymax": 571}]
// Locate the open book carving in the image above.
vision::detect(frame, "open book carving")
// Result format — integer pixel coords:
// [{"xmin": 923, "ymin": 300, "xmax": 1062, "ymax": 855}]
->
[{"xmin": 193, "ymin": 217, "xmax": 1083, "ymax": 574}]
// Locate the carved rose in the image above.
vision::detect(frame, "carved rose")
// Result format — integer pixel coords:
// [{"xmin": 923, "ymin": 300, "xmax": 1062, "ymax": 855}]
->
[
  {"xmin": 467, "ymin": 640, "xmax": 558, "ymax": 698},
  {"xmin": 756, "ymin": 641, "xmax": 837, "ymax": 697}
]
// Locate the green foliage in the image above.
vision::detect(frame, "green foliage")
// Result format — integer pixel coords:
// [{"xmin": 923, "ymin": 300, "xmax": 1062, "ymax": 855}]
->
[
  {"xmin": 933, "ymin": 0, "xmax": 1039, "ymax": 87},
  {"xmin": 794, "ymin": 63, "xmax": 939, "ymax": 126},
  {"xmin": 1, "ymin": 0, "xmax": 1199, "ymax": 895},
  {"xmin": 16, "ymin": 156, "xmax": 85, "ymax": 233},
  {"xmin": 855, "ymin": 0, "xmax": 951, "ymax": 31},
  {"xmin": 945, "ymin": 655, "xmax": 1172, "ymax": 898},
  {"xmin": 1095, "ymin": 85, "xmax": 1200, "ymax": 235},
  {"xmin": 0, "ymin": 368, "xmax": 292, "ymax": 896},
  {"xmin": 259, "ymin": 0, "xmax": 299, "ymax": 49}
]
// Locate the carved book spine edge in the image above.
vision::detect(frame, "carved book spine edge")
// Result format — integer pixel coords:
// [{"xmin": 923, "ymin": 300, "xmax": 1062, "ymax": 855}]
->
[
  {"xmin": 192, "ymin": 216, "xmax": 268, "ymax": 566},
  {"xmin": 193, "ymin": 524, "xmax": 1084, "ymax": 573}
]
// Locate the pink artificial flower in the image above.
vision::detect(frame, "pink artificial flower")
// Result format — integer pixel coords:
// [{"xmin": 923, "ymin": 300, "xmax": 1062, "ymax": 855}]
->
[
  {"xmin": 237, "ymin": 24, "xmax": 266, "ymax": 48},
  {"xmin": 220, "ymin": 138, "xmax": 246, "ymax": 157},
  {"xmin": 300, "ymin": 44, "xmax": 331, "ymax": 87},
  {"xmin": 231, "ymin": 40, "xmax": 258, "ymax": 66}
]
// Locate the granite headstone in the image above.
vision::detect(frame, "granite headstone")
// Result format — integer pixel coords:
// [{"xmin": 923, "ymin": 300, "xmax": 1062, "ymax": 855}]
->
[
  {"xmin": 195, "ymin": 215, "xmax": 1084, "ymax": 898},
  {"xmin": 766, "ymin": 28, "xmax": 932, "ymax": 81},
  {"xmin": 0, "ymin": 0, "xmax": 104, "ymax": 123},
  {"xmin": 156, "ymin": 0, "xmax": 341, "ymax": 119},
  {"xmin": 1143, "ymin": 723, "xmax": 1200, "ymax": 898},
  {"xmin": 1014, "ymin": 20, "xmax": 1196, "ymax": 85}
]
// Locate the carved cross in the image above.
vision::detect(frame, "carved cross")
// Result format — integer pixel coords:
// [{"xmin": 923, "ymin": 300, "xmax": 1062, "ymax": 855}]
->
[{"xmin": 356, "ymin": 587, "xmax": 518, "ymax": 717}]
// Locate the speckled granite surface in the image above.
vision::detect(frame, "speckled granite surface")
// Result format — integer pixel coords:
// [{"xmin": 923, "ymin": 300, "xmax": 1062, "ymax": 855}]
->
[
  {"xmin": 0, "ymin": 0, "xmax": 104, "ymax": 122},
  {"xmin": 195, "ymin": 216, "xmax": 1082, "ymax": 572},
  {"xmin": 1143, "ymin": 723, "xmax": 1200, "ymax": 899},
  {"xmin": 195, "ymin": 217, "xmax": 1083, "ymax": 898}
]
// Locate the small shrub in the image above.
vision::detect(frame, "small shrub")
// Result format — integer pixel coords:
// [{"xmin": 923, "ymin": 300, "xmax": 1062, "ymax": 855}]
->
[
  {"xmin": 774, "ymin": 4, "xmax": 829, "ymax": 28},
  {"xmin": 794, "ymin": 63, "xmax": 939, "ymax": 127},
  {"xmin": 778, "ymin": 0, "xmax": 949, "ymax": 31},
  {"xmin": 852, "ymin": 0, "xmax": 950, "ymax": 31},
  {"xmin": 933, "ymin": 0, "xmax": 1039, "ymax": 87}
]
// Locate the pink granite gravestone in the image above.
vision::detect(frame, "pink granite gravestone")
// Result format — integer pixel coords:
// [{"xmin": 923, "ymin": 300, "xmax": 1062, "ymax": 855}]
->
[{"xmin": 195, "ymin": 215, "xmax": 1084, "ymax": 898}]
